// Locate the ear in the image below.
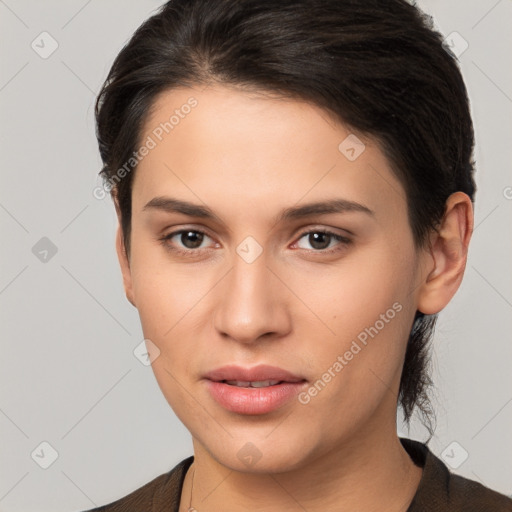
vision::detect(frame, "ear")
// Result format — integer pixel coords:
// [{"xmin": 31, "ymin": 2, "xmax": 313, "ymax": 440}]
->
[
  {"xmin": 416, "ymin": 191, "xmax": 474, "ymax": 315},
  {"xmin": 114, "ymin": 196, "xmax": 136, "ymax": 308}
]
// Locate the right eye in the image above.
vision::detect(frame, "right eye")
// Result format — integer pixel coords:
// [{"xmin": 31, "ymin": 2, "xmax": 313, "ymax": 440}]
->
[{"xmin": 159, "ymin": 229, "xmax": 217, "ymax": 255}]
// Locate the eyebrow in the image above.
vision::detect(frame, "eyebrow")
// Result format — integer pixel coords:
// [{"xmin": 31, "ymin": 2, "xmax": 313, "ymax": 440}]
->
[{"xmin": 143, "ymin": 196, "xmax": 375, "ymax": 223}]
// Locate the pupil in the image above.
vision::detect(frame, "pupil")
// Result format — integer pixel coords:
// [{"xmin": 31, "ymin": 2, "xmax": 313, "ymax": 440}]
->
[
  {"xmin": 310, "ymin": 232, "xmax": 330, "ymax": 250},
  {"xmin": 181, "ymin": 231, "xmax": 203, "ymax": 249}
]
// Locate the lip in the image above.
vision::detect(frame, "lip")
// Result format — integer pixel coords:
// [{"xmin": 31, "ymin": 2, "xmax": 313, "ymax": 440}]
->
[
  {"xmin": 203, "ymin": 364, "xmax": 305, "ymax": 383},
  {"xmin": 203, "ymin": 364, "xmax": 307, "ymax": 415}
]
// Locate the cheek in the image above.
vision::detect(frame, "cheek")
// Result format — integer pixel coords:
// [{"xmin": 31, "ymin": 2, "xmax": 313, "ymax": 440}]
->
[
  {"xmin": 292, "ymin": 237, "xmax": 415, "ymax": 335},
  {"xmin": 130, "ymin": 262, "xmax": 204, "ymax": 415},
  {"xmin": 133, "ymin": 270, "xmax": 204, "ymax": 346},
  {"xmin": 129, "ymin": 232, "xmax": 206, "ymax": 333},
  {"xmin": 129, "ymin": 245, "xmax": 225, "ymax": 402},
  {"xmin": 292, "ymin": 241, "xmax": 417, "ymax": 404}
]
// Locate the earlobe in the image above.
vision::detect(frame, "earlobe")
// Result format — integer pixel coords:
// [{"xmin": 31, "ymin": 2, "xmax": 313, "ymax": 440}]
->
[
  {"xmin": 416, "ymin": 192, "xmax": 474, "ymax": 315},
  {"xmin": 115, "ymin": 218, "xmax": 136, "ymax": 308}
]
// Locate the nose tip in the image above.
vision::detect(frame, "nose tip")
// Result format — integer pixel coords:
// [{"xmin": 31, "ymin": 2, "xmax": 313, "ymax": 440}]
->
[{"xmin": 213, "ymin": 249, "xmax": 291, "ymax": 345}]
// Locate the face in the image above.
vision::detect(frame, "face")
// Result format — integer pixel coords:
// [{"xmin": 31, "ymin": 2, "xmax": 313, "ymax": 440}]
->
[{"xmin": 119, "ymin": 84, "xmax": 433, "ymax": 473}]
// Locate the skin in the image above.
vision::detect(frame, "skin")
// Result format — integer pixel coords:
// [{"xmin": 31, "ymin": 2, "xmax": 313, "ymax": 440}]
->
[{"xmin": 115, "ymin": 85, "xmax": 473, "ymax": 511}]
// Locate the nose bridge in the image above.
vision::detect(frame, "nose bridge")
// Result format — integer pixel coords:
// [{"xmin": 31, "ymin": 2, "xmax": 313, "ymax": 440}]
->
[{"xmin": 214, "ymin": 239, "xmax": 289, "ymax": 343}]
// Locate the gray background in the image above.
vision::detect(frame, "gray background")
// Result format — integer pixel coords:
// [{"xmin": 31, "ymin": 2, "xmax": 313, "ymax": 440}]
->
[{"xmin": 0, "ymin": 1, "xmax": 511, "ymax": 510}]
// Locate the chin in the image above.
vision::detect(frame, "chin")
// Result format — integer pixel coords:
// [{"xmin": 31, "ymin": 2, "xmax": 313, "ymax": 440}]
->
[{"xmin": 196, "ymin": 428, "xmax": 319, "ymax": 474}]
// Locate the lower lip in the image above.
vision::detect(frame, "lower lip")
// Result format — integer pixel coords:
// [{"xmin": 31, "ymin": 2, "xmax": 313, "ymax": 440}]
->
[{"xmin": 205, "ymin": 380, "xmax": 307, "ymax": 415}]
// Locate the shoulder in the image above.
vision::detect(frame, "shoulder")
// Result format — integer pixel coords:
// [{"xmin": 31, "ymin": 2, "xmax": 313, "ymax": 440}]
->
[
  {"xmin": 401, "ymin": 438, "xmax": 512, "ymax": 512},
  {"xmin": 446, "ymin": 471, "xmax": 512, "ymax": 511},
  {"xmin": 80, "ymin": 456, "xmax": 193, "ymax": 512}
]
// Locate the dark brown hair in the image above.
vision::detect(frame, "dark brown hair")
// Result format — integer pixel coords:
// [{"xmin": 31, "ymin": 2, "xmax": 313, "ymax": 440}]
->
[{"xmin": 95, "ymin": 0, "xmax": 476, "ymax": 435}]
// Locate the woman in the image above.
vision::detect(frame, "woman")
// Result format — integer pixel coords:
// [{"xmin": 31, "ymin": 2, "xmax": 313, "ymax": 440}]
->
[{"xmin": 87, "ymin": 0, "xmax": 512, "ymax": 510}]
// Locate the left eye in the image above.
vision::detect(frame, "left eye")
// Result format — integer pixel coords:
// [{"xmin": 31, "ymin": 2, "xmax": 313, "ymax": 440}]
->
[{"xmin": 295, "ymin": 230, "xmax": 350, "ymax": 252}]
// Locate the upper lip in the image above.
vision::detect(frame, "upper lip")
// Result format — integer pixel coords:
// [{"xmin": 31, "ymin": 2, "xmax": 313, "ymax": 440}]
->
[{"xmin": 204, "ymin": 364, "xmax": 306, "ymax": 383}]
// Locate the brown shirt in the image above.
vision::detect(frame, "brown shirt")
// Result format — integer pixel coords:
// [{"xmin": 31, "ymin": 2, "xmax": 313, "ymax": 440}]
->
[{"xmin": 83, "ymin": 438, "xmax": 512, "ymax": 511}]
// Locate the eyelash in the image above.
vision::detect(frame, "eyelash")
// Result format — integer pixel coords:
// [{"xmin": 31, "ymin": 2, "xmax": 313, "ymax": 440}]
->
[{"xmin": 158, "ymin": 228, "xmax": 352, "ymax": 257}]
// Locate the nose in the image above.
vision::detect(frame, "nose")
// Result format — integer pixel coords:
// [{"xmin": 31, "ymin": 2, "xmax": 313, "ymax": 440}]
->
[{"xmin": 213, "ymin": 245, "xmax": 292, "ymax": 345}]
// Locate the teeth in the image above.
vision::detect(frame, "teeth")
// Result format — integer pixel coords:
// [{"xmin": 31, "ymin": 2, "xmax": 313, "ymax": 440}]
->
[
  {"xmin": 226, "ymin": 380, "xmax": 251, "ymax": 387},
  {"xmin": 251, "ymin": 380, "xmax": 280, "ymax": 388},
  {"xmin": 225, "ymin": 380, "xmax": 281, "ymax": 388}
]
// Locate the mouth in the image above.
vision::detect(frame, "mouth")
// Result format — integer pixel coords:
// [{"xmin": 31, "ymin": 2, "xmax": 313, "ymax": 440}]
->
[
  {"xmin": 203, "ymin": 364, "xmax": 306, "ymax": 384},
  {"xmin": 220, "ymin": 379, "xmax": 286, "ymax": 388},
  {"xmin": 203, "ymin": 365, "xmax": 307, "ymax": 415}
]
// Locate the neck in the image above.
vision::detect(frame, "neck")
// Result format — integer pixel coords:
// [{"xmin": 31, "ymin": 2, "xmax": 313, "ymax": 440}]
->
[{"xmin": 180, "ymin": 427, "xmax": 422, "ymax": 512}]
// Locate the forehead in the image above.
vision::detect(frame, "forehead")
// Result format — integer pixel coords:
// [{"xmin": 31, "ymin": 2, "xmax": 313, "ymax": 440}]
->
[{"xmin": 133, "ymin": 85, "xmax": 407, "ymax": 223}]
